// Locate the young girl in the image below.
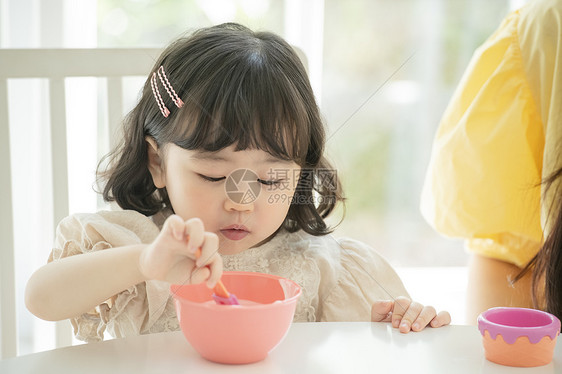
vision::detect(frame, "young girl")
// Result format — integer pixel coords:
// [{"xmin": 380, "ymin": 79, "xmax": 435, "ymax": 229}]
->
[{"xmin": 25, "ymin": 23, "xmax": 450, "ymax": 342}]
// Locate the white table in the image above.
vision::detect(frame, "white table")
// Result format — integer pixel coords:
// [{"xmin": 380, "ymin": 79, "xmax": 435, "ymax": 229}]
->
[{"xmin": 1, "ymin": 322, "xmax": 560, "ymax": 373}]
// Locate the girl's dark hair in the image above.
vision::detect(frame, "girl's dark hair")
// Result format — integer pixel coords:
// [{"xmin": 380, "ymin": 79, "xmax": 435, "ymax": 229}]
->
[
  {"xmin": 98, "ymin": 22, "xmax": 344, "ymax": 235},
  {"xmin": 516, "ymin": 167, "xmax": 562, "ymax": 319}
]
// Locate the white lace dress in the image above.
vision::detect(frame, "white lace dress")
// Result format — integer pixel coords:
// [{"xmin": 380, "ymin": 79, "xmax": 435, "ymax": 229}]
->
[{"xmin": 49, "ymin": 210, "xmax": 409, "ymax": 342}]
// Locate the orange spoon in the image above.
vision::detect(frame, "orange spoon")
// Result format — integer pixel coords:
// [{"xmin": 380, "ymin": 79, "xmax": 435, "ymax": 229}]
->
[{"xmin": 194, "ymin": 247, "xmax": 239, "ymax": 305}]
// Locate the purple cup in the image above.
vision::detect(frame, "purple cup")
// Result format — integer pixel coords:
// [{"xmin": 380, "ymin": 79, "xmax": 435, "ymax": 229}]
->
[{"xmin": 477, "ymin": 307, "xmax": 561, "ymax": 367}]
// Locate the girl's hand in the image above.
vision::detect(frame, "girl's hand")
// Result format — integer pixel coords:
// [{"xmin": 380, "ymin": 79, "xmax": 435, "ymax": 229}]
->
[
  {"xmin": 371, "ymin": 296, "xmax": 451, "ymax": 333},
  {"xmin": 139, "ymin": 215, "xmax": 222, "ymax": 287}
]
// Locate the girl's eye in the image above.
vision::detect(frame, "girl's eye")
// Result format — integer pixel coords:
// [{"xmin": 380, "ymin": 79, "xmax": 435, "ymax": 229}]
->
[
  {"xmin": 198, "ymin": 174, "xmax": 226, "ymax": 182},
  {"xmin": 258, "ymin": 178, "xmax": 282, "ymax": 186}
]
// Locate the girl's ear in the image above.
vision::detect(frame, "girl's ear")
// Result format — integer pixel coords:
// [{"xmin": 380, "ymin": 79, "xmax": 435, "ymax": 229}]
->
[{"xmin": 145, "ymin": 137, "xmax": 166, "ymax": 188}]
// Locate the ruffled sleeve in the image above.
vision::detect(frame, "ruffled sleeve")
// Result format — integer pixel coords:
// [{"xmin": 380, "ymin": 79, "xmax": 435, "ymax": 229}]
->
[
  {"xmin": 48, "ymin": 210, "xmax": 178, "ymax": 342},
  {"xmin": 317, "ymin": 237, "xmax": 409, "ymax": 322},
  {"xmin": 420, "ymin": 6, "xmax": 546, "ymax": 267}
]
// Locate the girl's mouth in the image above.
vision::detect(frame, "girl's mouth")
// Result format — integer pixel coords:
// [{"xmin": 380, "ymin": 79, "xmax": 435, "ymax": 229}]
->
[{"xmin": 220, "ymin": 225, "xmax": 250, "ymax": 241}]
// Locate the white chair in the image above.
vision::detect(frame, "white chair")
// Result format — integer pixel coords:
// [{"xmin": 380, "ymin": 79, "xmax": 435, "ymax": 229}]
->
[{"xmin": 0, "ymin": 48, "xmax": 161, "ymax": 358}]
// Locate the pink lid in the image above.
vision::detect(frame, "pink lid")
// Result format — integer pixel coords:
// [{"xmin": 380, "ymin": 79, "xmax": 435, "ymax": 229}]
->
[{"xmin": 478, "ymin": 307, "xmax": 561, "ymax": 344}]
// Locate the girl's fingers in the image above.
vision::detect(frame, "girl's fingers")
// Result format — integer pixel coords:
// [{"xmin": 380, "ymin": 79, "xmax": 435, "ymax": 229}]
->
[
  {"xmin": 397, "ymin": 300, "xmax": 424, "ymax": 333},
  {"xmin": 191, "ymin": 232, "xmax": 221, "ymax": 287},
  {"xmin": 205, "ymin": 253, "xmax": 223, "ymax": 288},
  {"xmin": 189, "ymin": 233, "xmax": 221, "ymax": 287},
  {"xmin": 163, "ymin": 214, "xmax": 187, "ymax": 241},
  {"xmin": 371, "ymin": 300, "xmax": 394, "ymax": 322},
  {"xmin": 196, "ymin": 233, "xmax": 219, "ymax": 267},
  {"xmin": 430, "ymin": 310, "xmax": 452, "ymax": 328},
  {"xmin": 390, "ymin": 296, "xmax": 411, "ymax": 329},
  {"xmin": 189, "ymin": 266, "xmax": 211, "ymax": 285},
  {"xmin": 184, "ymin": 218, "xmax": 205, "ymax": 253},
  {"xmin": 411, "ymin": 305, "xmax": 437, "ymax": 332},
  {"xmin": 158, "ymin": 215, "xmax": 223, "ymax": 287}
]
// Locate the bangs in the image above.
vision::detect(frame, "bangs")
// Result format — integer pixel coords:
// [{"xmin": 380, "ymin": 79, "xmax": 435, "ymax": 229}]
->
[{"xmin": 163, "ymin": 38, "xmax": 312, "ymax": 165}]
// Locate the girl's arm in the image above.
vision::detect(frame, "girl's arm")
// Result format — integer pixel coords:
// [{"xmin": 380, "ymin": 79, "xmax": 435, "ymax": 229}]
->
[
  {"xmin": 25, "ymin": 215, "xmax": 222, "ymax": 322},
  {"xmin": 25, "ymin": 244, "xmax": 147, "ymax": 321}
]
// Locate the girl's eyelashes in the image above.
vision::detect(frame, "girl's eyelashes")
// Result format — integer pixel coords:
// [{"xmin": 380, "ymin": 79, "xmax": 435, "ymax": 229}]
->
[
  {"xmin": 257, "ymin": 178, "xmax": 283, "ymax": 186},
  {"xmin": 198, "ymin": 173, "xmax": 284, "ymax": 186},
  {"xmin": 198, "ymin": 174, "xmax": 226, "ymax": 182}
]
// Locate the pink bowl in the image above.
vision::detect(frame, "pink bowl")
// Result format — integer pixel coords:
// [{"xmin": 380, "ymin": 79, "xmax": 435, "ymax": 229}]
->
[
  {"xmin": 477, "ymin": 307, "xmax": 561, "ymax": 367},
  {"xmin": 170, "ymin": 271, "xmax": 301, "ymax": 364}
]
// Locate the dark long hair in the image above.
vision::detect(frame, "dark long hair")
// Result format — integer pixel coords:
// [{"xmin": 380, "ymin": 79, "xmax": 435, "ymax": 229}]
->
[
  {"xmin": 516, "ymin": 167, "xmax": 562, "ymax": 319},
  {"xmin": 97, "ymin": 23, "xmax": 344, "ymax": 235}
]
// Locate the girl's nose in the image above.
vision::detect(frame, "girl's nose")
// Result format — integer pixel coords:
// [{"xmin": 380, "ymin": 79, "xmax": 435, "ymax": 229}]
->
[{"xmin": 223, "ymin": 196, "xmax": 255, "ymax": 212}]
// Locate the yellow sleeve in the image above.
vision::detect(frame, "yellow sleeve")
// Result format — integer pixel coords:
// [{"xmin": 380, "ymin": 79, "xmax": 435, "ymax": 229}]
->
[
  {"xmin": 420, "ymin": 7, "xmax": 545, "ymax": 267},
  {"xmin": 518, "ymin": 0, "xmax": 562, "ymax": 237}
]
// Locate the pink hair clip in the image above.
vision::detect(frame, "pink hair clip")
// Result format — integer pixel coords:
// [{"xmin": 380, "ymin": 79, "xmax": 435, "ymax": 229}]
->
[{"xmin": 151, "ymin": 66, "xmax": 184, "ymax": 118}]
